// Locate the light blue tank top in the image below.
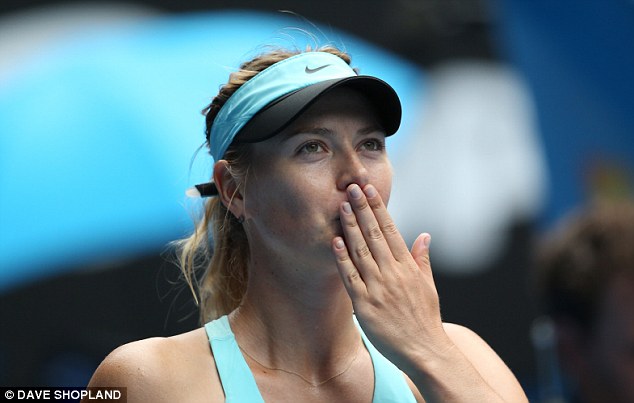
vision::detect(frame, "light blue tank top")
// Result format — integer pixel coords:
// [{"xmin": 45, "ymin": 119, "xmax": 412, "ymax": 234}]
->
[{"xmin": 204, "ymin": 315, "xmax": 416, "ymax": 402}]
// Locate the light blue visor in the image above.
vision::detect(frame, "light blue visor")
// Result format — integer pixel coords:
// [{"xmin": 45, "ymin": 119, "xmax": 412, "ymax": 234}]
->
[{"xmin": 208, "ymin": 51, "xmax": 401, "ymax": 161}]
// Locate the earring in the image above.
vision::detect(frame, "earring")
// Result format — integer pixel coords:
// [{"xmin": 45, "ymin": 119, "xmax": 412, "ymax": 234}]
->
[{"xmin": 237, "ymin": 216, "xmax": 244, "ymax": 224}]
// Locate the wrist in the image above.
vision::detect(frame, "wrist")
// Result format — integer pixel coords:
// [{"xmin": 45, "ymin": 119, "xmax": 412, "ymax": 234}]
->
[
  {"xmin": 398, "ymin": 329, "xmax": 458, "ymax": 379},
  {"xmin": 401, "ymin": 338, "xmax": 508, "ymax": 403}
]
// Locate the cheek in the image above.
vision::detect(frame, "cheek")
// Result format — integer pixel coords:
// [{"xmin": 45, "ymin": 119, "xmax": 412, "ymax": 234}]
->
[
  {"xmin": 372, "ymin": 163, "xmax": 393, "ymax": 206},
  {"xmin": 380, "ymin": 177, "xmax": 392, "ymax": 206},
  {"xmin": 245, "ymin": 173, "xmax": 316, "ymax": 222}
]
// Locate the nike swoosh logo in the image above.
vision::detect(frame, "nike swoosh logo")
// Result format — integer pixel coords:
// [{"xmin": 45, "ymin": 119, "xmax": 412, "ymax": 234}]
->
[{"xmin": 305, "ymin": 64, "xmax": 331, "ymax": 74}]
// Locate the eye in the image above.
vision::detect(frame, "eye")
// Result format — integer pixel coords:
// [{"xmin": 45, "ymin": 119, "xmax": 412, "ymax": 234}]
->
[
  {"xmin": 298, "ymin": 141, "xmax": 325, "ymax": 154},
  {"xmin": 359, "ymin": 138, "xmax": 385, "ymax": 152}
]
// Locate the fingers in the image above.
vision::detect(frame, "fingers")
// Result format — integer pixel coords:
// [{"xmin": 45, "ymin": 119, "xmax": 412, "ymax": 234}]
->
[
  {"xmin": 359, "ymin": 184, "xmax": 414, "ymax": 263},
  {"xmin": 345, "ymin": 184, "xmax": 411, "ymax": 264},
  {"xmin": 332, "ymin": 236, "xmax": 367, "ymax": 299},
  {"xmin": 334, "ymin": 182, "xmax": 427, "ymax": 297},
  {"xmin": 341, "ymin": 185, "xmax": 391, "ymax": 268},
  {"xmin": 338, "ymin": 198, "xmax": 383, "ymax": 286}
]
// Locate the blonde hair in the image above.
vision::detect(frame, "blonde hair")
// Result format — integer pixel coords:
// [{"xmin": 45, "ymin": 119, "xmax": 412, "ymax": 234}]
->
[{"xmin": 175, "ymin": 45, "xmax": 354, "ymax": 324}]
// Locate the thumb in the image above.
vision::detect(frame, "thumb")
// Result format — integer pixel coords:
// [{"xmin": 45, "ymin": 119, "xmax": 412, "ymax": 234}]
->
[{"xmin": 411, "ymin": 232, "xmax": 431, "ymax": 269}]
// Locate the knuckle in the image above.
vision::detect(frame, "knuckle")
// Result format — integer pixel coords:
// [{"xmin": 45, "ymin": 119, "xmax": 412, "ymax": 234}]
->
[
  {"xmin": 346, "ymin": 270, "xmax": 360, "ymax": 283},
  {"xmin": 418, "ymin": 255, "xmax": 432, "ymax": 268},
  {"xmin": 368, "ymin": 197, "xmax": 382, "ymax": 210},
  {"xmin": 336, "ymin": 253, "xmax": 351, "ymax": 263},
  {"xmin": 367, "ymin": 225, "xmax": 384, "ymax": 241},
  {"xmin": 356, "ymin": 200, "xmax": 370, "ymax": 211},
  {"xmin": 380, "ymin": 219, "xmax": 399, "ymax": 236},
  {"xmin": 355, "ymin": 244, "xmax": 372, "ymax": 259}
]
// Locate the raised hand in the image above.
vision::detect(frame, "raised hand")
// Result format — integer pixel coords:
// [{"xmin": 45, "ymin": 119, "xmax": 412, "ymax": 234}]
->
[
  {"xmin": 331, "ymin": 183, "xmax": 528, "ymax": 402},
  {"xmin": 331, "ymin": 183, "xmax": 454, "ymax": 372}
]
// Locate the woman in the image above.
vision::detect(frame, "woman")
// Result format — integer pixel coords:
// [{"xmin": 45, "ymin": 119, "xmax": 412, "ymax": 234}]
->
[{"xmin": 87, "ymin": 46, "xmax": 528, "ymax": 402}]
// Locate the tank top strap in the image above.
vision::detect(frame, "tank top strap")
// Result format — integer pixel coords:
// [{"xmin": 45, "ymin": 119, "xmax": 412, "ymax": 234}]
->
[
  {"xmin": 205, "ymin": 315, "xmax": 416, "ymax": 402},
  {"xmin": 353, "ymin": 316, "xmax": 417, "ymax": 403},
  {"xmin": 204, "ymin": 315, "xmax": 264, "ymax": 403}
]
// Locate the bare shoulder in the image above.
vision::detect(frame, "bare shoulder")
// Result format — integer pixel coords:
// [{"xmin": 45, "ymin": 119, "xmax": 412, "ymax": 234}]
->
[
  {"xmin": 442, "ymin": 323, "xmax": 528, "ymax": 402},
  {"xmin": 87, "ymin": 328, "xmax": 223, "ymax": 403}
]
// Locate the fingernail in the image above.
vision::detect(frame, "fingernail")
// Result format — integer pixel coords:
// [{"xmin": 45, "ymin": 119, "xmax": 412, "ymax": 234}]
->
[
  {"xmin": 349, "ymin": 185, "xmax": 362, "ymax": 199},
  {"xmin": 335, "ymin": 238, "xmax": 345, "ymax": 249},
  {"xmin": 342, "ymin": 202, "xmax": 352, "ymax": 214},
  {"xmin": 423, "ymin": 233, "xmax": 431, "ymax": 247},
  {"xmin": 364, "ymin": 185, "xmax": 377, "ymax": 198}
]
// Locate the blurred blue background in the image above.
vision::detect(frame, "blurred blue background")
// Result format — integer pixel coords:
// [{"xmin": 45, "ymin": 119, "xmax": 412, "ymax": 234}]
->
[{"xmin": 1, "ymin": 0, "xmax": 632, "ymax": 400}]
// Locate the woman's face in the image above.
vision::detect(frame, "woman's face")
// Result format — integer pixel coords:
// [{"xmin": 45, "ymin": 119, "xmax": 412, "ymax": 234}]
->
[{"xmin": 242, "ymin": 87, "xmax": 394, "ymax": 268}]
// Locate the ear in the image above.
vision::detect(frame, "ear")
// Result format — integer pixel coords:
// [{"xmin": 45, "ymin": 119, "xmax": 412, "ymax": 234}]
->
[{"xmin": 213, "ymin": 160, "xmax": 245, "ymax": 220}]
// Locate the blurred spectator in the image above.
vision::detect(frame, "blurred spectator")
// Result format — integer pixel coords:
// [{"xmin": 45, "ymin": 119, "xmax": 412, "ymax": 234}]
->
[{"xmin": 534, "ymin": 200, "xmax": 634, "ymax": 403}]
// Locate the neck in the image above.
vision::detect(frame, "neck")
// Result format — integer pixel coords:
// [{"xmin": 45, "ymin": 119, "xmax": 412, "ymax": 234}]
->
[{"xmin": 229, "ymin": 255, "xmax": 361, "ymax": 380}]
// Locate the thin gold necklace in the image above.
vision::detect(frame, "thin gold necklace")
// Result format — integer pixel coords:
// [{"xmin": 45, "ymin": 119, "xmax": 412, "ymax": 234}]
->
[{"xmin": 238, "ymin": 338, "xmax": 362, "ymax": 387}]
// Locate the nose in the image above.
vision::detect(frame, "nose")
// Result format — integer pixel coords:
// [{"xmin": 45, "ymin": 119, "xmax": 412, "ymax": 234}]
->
[{"xmin": 336, "ymin": 152, "xmax": 370, "ymax": 191}]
